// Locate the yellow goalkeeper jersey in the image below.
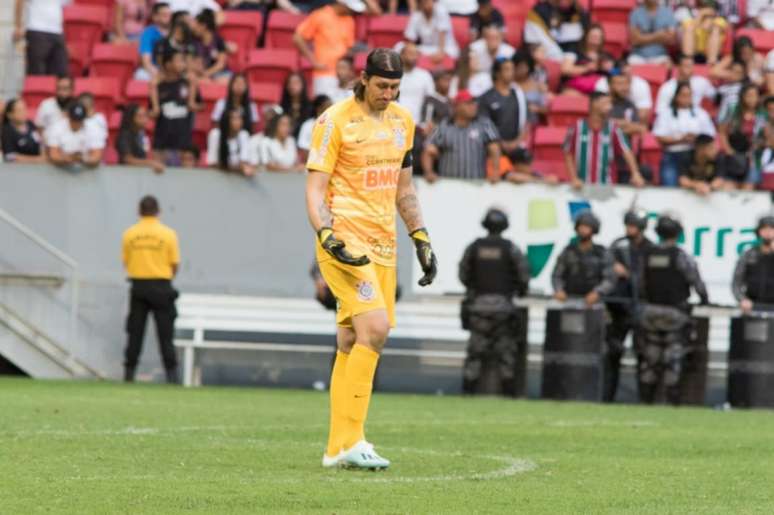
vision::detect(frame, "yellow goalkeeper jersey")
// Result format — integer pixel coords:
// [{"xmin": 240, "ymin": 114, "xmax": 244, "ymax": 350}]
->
[{"xmin": 307, "ymin": 96, "xmax": 415, "ymax": 267}]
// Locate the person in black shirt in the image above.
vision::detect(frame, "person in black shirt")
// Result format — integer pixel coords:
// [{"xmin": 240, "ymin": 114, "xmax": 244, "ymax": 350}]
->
[
  {"xmin": 678, "ymin": 133, "xmax": 727, "ymax": 195},
  {"xmin": 1, "ymin": 98, "xmax": 44, "ymax": 163},
  {"xmin": 154, "ymin": 15, "xmax": 197, "ymax": 72},
  {"xmin": 477, "ymin": 58, "xmax": 529, "ymax": 162},
  {"xmin": 116, "ymin": 103, "xmax": 165, "ymax": 173},
  {"xmin": 151, "ymin": 48, "xmax": 201, "ymax": 166},
  {"xmin": 191, "ymin": 9, "xmax": 229, "ymax": 83},
  {"xmin": 469, "ymin": 0, "xmax": 505, "ymax": 40}
]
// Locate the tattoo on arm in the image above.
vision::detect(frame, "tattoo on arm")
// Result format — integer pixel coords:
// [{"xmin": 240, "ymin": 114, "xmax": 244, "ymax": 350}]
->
[
  {"xmin": 396, "ymin": 192, "xmax": 423, "ymax": 233},
  {"xmin": 317, "ymin": 200, "xmax": 333, "ymax": 228}
]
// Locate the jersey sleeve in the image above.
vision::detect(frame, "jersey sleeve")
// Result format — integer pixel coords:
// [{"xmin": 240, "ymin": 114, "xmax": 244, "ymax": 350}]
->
[
  {"xmin": 305, "ymin": 111, "xmax": 342, "ymax": 174},
  {"xmin": 297, "ymin": 11, "xmax": 319, "ymax": 40}
]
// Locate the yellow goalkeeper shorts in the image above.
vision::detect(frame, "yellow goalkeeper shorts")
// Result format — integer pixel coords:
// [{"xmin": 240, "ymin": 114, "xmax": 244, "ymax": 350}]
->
[{"xmin": 317, "ymin": 257, "xmax": 397, "ymax": 329}]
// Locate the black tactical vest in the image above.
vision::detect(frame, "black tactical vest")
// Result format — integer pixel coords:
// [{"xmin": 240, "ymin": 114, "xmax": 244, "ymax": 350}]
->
[
  {"xmin": 644, "ymin": 245, "xmax": 690, "ymax": 306},
  {"xmin": 743, "ymin": 249, "xmax": 774, "ymax": 303},
  {"xmin": 471, "ymin": 236, "xmax": 516, "ymax": 295},
  {"xmin": 564, "ymin": 243, "xmax": 606, "ymax": 296}
]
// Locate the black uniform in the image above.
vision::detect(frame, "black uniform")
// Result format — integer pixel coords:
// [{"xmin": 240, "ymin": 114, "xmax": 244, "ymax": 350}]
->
[
  {"xmin": 459, "ymin": 234, "xmax": 530, "ymax": 396},
  {"xmin": 638, "ymin": 243, "xmax": 708, "ymax": 404},
  {"xmin": 732, "ymin": 246, "xmax": 774, "ymax": 309},
  {"xmin": 153, "ymin": 78, "xmax": 195, "ymax": 151},
  {"xmin": 604, "ymin": 235, "xmax": 654, "ymax": 402},
  {"xmin": 551, "ymin": 241, "xmax": 615, "ymax": 297}
]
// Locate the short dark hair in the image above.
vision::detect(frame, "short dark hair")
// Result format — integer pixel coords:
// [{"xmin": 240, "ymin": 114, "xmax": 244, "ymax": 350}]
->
[
  {"xmin": 511, "ymin": 49, "xmax": 535, "ymax": 75},
  {"xmin": 354, "ymin": 48, "xmax": 403, "ymax": 101},
  {"xmin": 695, "ymin": 134, "xmax": 715, "ymax": 147},
  {"xmin": 139, "ymin": 196, "xmax": 160, "ymax": 216},
  {"xmin": 56, "ymin": 75, "xmax": 73, "ymax": 85},
  {"xmin": 312, "ymin": 94, "xmax": 331, "ymax": 114},
  {"xmin": 152, "ymin": 2, "xmax": 169, "ymax": 15},
  {"xmin": 589, "ymin": 91, "xmax": 609, "ymax": 104},
  {"xmin": 491, "ymin": 57, "xmax": 512, "ymax": 81},
  {"xmin": 162, "ymin": 48, "xmax": 181, "ymax": 66}
]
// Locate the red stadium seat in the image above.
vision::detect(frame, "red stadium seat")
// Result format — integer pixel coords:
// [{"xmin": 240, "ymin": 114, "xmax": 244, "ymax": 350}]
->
[
  {"xmin": 125, "ymin": 80, "xmax": 150, "ymax": 106},
  {"xmin": 367, "ymin": 15, "xmax": 409, "ymax": 49},
  {"xmin": 198, "ymin": 81, "xmax": 228, "ymax": 120},
  {"xmin": 543, "ymin": 59, "xmax": 562, "ymax": 93},
  {"xmin": 220, "ymin": 11, "xmax": 263, "ymax": 72},
  {"xmin": 75, "ymin": 77, "xmax": 120, "ymax": 116},
  {"xmin": 601, "ymin": 23, "xmax": 629, "ymax": 59},
  {"xmin": 107, "ymin": 110, "xmax": 122, "ymax": 150},
  {"xmin": 504, "ymin": 15, "xmax": 525, "ymax": 49},
  {"xmin": 451, "ymin": 17, "xmax": 470, "ymax": 50},
  {"xmin": 547, "ymin": 95, "xmax": 589, "ymax": 126},
  {"xmin": 245, "ymin": 49, "xmax": 299, "ymax": 88},
  {"xmin": 630, "ymin": 64, "xmax": 667, "ymax": 93},
  {"xmin": 265, "ymin": 11, "xmax": 306, "ymax": 49},
  {"xmin": 760, "ymin": 173, "xmax": 774, "ymax": 191},
  {"xmin": 591, "ymin": 0, "xmax": 636, "ymax": 25},
  {"xmin": 22, "ymin": 76, "xmax": 57, "ymax": 110},
  {"xmin": 68, "ymin": 42, "xmax": 91, "ymax": 77},
  {"xmin": 250, "ymin": 82, "xmax": 283, "ymax": 105},
  {"xmin": 355, "ymin": 15, "xmax": 368, "ymax": 43},
  {"xmin": 90, "ymin": 43, "xmax": 139, "ymax": 86},
  {"xmin": 532, "ymin": 126, "xmax": 568, "ymax": 162},
  {"xmin": 104, "ymin": 146, "xmax": 119, "ymax": 165},
  {"xmin": 64, "ymin": 5, "xmax": 108, "ymax": 49},
  {"xmin": 639, "ymin": 133, "xmax": 662, "ymax": 185},
  {"xmin": 735, "ymin": 28, "xmax": 774, "ymax": 54},
  {"xmin": 192, "ymin": 113, "xmax": 211, "ymax": 152},
  {"xmin": 74, "ymin": 0, "xmax": 114, "ymax": 28},
  {"xmin": 354, "ymin": 52, "xmax": 368, "ymax": 73}
]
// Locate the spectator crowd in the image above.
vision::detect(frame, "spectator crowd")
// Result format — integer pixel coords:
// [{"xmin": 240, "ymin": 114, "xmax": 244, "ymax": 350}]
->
[{"xmin": 4, "ymin": 0, "xmax": 774, "ymax": 192}]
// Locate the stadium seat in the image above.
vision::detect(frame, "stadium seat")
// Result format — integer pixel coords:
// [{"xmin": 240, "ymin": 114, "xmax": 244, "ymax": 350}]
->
[
  {"xmin": 504, "ymin": 15, "xmax": 525, "ymax": 49},
  {"xmin": 355, "ymin": 15, "xmax": 368, "ymax": 43},
  {"xmin": 75, "ymin": 77, "xmax": 120, "ymax": 116},
  {"xmin": 631, "ymin": 64, "xmax": 667, "ymax": 95},
  {"xmin": 735, "ymin": 28, "xmax": 774, "ymax": 54},
  {"xmin": 601, "ymin": 23, "xmax": 629, "ymax": 59},
  {"xmin": 125, "ymin": 80, "xmax": 150, "ymax": 107},
  {"xmin": 367, "ymin": 15, "xmax": 409, "ymax": 49},
  {"xmin": 265, "ymin": 11, "xmax": 306, "ymax": 49},
  {"xmin": 591, "ymin": 0, "xmax": 636, "ymax": 24},
  {"xmin": 547, "ymin": 95, "xmax": 589, "ymax": 127},
  {"xmin": 250, "ymin": 82, "xmax": 283, "ymax": 105},
  {"xmin": 417, "ymin": 55, "xmax": 456, "ymax": 72},
  {"xmin": 220, "ymin": 11, "xmax": 263, "ymax": 72},
  {"xmin": 760, "ymin": 173, "xmax": 774, "ymax": 191},
  {"xmin": 192, "ymin": 113, "xmax": 211, "ymax": 152},
  {"xmin": 543, "ymin": 59, "xmax": 562, "ymax": 93},
  {"xmin": 22, "ymin": 76, "xmax": 57, "ymax": 110},
  {"xmin": 68, "ymin": 42, "xmax": 91, "ymax": 77},
  {"xmin": 73, "ymin": 0, "xmax": 114, "ymax": 28},
  {"xmin": 107, "ymin": 110, "xmax": 122, "ymax": 150},
  {"xmin": 64, "ymin": 5, "xmax": 108, "ymax": 49},
  {"xmin": 90, "ymin": 43, "xmax": 139, "ymax": 86},
  {"xmin": 245, "ymin": 49, "xmax": 299, "ymax": 89},
  {"xmin": 104, "ymin": 146, "xmax": 119, "ymax": 165},
  {"xmin": 451, "ymin": 17, "xmax": 470, "ymax": 50},
  {"xmin": 532, "ymin": 126, "xmax": 567, "ymax": 162},
  {"xmin": 353, "ymin": 52, "xmax": 368, "ymax": 74},
  {"xmin": 639, "ymin": 133, "xmax": 662, "ymax": 185},
  {"xmin": 198, "ymin": 81, "xmax": 228, "ymax": 120}
]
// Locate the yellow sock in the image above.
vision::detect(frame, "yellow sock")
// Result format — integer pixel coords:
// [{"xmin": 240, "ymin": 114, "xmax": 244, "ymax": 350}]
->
[
  {"xmin": 325, "ymin": 351, "xmax": 349, "ymax": 457},
  {"xmin": 343, "ymin": 343, "xmax": 379, "ymax": 449}
]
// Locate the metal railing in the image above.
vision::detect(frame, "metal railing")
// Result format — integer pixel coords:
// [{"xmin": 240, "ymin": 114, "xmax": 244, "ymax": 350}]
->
[{"xmin": 0, "ymin": 207, "xmax": 79, "ymax": 358}]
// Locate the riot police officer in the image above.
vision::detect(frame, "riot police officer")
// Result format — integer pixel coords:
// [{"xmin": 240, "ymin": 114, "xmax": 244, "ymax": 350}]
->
[
  {"xmin": 552, "ymin": 209, "xmax": 615, "ymax": 306},
  {"xmin": 639, "ymin": 214, "xmax": 709, "ymax": 405},
  {"xmin": 604, "ymin": 210, "xmax": 654, "ymax": 402},
  {"xmin": 732, "ymin": 215, "xmax": 774, "ymax": 313},
  {"xmin": 459, "ymin": 208, "xmax": 530, "ymax": 396}
]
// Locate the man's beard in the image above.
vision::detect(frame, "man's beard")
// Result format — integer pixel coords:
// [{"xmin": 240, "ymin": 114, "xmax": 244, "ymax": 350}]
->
[{"xmin": 56, "ymin": 96, "xmax": 71, "ymax": 109}]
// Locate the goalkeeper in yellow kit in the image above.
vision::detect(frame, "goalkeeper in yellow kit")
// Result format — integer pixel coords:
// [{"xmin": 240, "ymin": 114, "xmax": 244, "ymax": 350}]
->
[{"xmin": 305, "ymin": 48, "xmax": 438, "ymax": 470}]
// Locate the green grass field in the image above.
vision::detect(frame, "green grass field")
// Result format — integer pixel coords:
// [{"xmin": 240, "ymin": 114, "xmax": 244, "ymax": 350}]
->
[{"xmin": 2, "ymin": 377, "xmax": 773, "ymax": 514}]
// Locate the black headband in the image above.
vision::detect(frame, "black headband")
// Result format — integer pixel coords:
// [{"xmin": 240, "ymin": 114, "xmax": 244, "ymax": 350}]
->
[{"xmin": 365, "ymin": 63, "xmax": 403, "ymax": 80}]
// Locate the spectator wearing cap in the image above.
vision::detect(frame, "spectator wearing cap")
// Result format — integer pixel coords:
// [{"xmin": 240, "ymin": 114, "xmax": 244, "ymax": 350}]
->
[
  {"xmin": 524, "ymin": 0, "xmax": 590, "ymax": 61},
  {"xmin": 653, "ymin": 81, "xmax": 716, "ymax": 186},
  {"xmin": 45, "ymin": 102, "xmax": 105, "ymax": 168},
  {"xmin": 1, "ymin": 99, "xmax": 45, "ymax": 164},
  {"xmin": 478, "ymin": 58, "xmax": 529, "ymax": 163},
  {"xmin": 398, "ymin": 41, "xmax": 436, "ymax": 123},
  {"xmin": 595, "ymin": 61, "xmax": 653, "ymax": 124},
  {"xmin": 467, "ymin": 23, "xmax": 515, "ymax": 97},
  {"xmin": 421, "ymin": 89, "xmax": 501, "ymax": 182},
  {"xmin": 403, "ymin": 0, "xmax": 460, "ymax": 62},
  {"xmin": 35, "ymin": 75, "xmax": 74, "ymax": 141},
  {"xmin": 469, "ymin": 0, "xmax": 504, "ymax": 40},
  {"xmin": 13, "ymin": 0, "xmax": 69, "ymax": 76},
  {"xmin": 136, "ymin": 2, "xmax": 173, "ymax": 81},
  {"xmin": 681, "ymin": 0, "xmax": 727, "ymax": 65},
  {"xmin": 655, "ymin": 54, "xmax": 716, "ymax": 115},
  {"xmin": 628, "ymin": 0, "xmax": 677, "ymax": 65},
  {"xmin": 293, "ymin": 0, "xmax": 362, "ymax": 98},
  {"xmin": 563, "ymin": 91, "xmax": 645, "ymax": 189}
]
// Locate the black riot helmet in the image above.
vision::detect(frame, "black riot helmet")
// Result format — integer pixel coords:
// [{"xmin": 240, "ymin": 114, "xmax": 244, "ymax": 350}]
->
[
  {"xmin": 574, "ymin": 209, "xmax": 600, "ymax": 235},
  {"xmin": 623, "ymin": 210, "xmax": 648, "ymax": 231},
  {"xmin": 482, "ymin": 208, "xmax": 509, "ymax": 234},
  {"xmin": 756, "ymin": 215, "xmax": 774, "ymax": 238},
  {"xmin": 655, "ymin": 214, "xmax": 683, "ymax": 240}
]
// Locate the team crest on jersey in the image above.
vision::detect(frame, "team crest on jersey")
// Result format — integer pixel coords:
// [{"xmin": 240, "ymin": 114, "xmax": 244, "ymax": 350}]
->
[
  {"xmin": 356, "ymin": 281, "xmax": 376, "ymax": 302},
  {"xmin": 393, "ymin": 128, "xmax": 405, "ymax": 149}
]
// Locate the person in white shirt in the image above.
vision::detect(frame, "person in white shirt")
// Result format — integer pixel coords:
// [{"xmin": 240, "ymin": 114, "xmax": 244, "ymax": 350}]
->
[
  {"xmin": 748, "ymin": 0, "xmax": 774, "ymax": 30},
  {"xmin": 397, "ymin": 41, "xmax": 435, "ymax": 122},
  {"xmin": 403, "ymin": 0, "xmax": 460, "ymax": 60},
  {"xmin": 468, "ymin": 23, "xmax": 515, "ymax": 97},
  {"xmin": 211, "ymin": 73, "xmax": 259, "ymax": 131},
  {"xmin": 655, "ymin": 54, "xmax": 716, "ymax": 115},
  {"xmin": 298, "ymin": 94, "xmax": 332, "ymax": 161},
  {"xmin": 328, "ymin": 57, "xmax": 356, "ymax": 103},
  {"xmin": 438, "ymin": 0, "xmax": 477, "ymax": 15},
  {"xmin": 35, "ymin": 75, "xmax": 74, "ymax": 139},
  {"xmin": 254, "ymin": 114, "xmax": 298, "ymax": 172},
  {"xmin": 206, "ymin": 107, "xmax": 254, "ymax": 175},
  {"xmin": 653, "ymin": 81, "xmax": 717, "ymax": 186},
  {"xmin": 77, "ymin": 92, "xmax": 109, "ymax": 150},
  {"xmin": 594, "ymin": 60, "xmax": 653, "ymax": 123},
  {"xmin": 13, "ymin": 0, "xmax": 70, "ymax": 76},
  {"xmin": 46, "ymin": 102, "xmax": 105, "ymax": 168}
]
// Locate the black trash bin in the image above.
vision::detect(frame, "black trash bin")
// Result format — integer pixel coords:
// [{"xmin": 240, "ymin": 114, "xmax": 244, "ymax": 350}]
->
[
  {"xmin": 541, "ymin": 305, "xmax": 605, "ymax": 401},
  {"xmin": 728, "ymin": 314, "xmax": 774, "ymax": 408}
]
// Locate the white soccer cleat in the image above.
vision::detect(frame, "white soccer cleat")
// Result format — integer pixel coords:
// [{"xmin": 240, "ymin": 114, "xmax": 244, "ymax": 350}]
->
[
  {"xmin": 340, "ymin": 440, "xmax": 390, "ymax": 470},
  {"xmin": 321, "ymin": 450, "xmax": 345, "ymax": 468}
]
